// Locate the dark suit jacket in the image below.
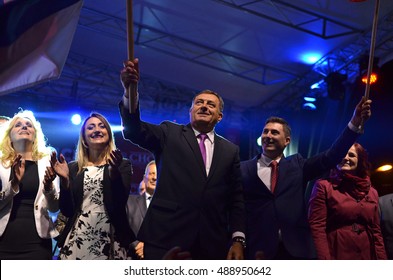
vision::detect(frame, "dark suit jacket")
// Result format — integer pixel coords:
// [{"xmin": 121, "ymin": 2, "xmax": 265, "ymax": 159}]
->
[
  {"xmin": 241, "ymin": 126, "xmax": 359, "ymax": 259},
  {"xmin": 126, "ymin": 193, "xmax": 147, "ymax": 237},
  {"xmin": 57, "ymin": 159, "xmax": 135, "ymax": 249},
  {"xmin": 379, "ymin": 193, "xmax": 393, "ymax": 259},
  {"xmin": 120, "ymin": 103, "xmax": 245, "ymax": 259},
  {"xmin": 126, "ymin": 193, "xmax": 147, "ymax": 258}
]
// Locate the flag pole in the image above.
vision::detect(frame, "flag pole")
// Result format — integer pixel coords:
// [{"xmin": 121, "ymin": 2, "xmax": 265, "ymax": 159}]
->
[
  {"xmin": 126, "ymin": 0, "xmax": 137, "ymax": 113},
  {"xmin": 363, "ymin": 0, "xmax": 380, "ymax": 100}
]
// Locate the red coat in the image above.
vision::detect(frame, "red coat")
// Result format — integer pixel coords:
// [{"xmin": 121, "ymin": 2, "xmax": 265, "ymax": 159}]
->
[{"xmin": 308, "ymin": 179, "xmax": 387, "ymax": 260}]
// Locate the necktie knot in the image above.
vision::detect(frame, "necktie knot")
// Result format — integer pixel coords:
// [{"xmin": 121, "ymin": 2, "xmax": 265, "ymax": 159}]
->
[
  {"xmin": 269, "ymin": 160, "xmax": 278, "ymax": 168},
  {"xmin": 198, "ymin": 133, "xmax": 207, "ymax": 142}
]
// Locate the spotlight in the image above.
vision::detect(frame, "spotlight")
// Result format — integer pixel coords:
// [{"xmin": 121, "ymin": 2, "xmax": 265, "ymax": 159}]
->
[
  {"xmin": 304, "ymin": 96, "xmax": 316, "ymax": 102},
  {"xmin": 310, "ymin": 80, "xmax": 323, "ymax": 90},
  {"xmin": 325, "ymin": 72, "xmax": 347, "ymax": 100},
  {"xmin": 359, "ymin": 55, "xmax": 380, "ymax": 86},
  {"xmin": 71, "ymin": 114, "xmax": 81, "ymax": 125},
  {"xmin": 302, "ymin": 103, "xmax": 317, "ymax": 110},
  {"xmin": 256, "ymin": 136, "xmax": 261, "ymax": 146},
  {"xmin": 361, "ymin": 73, "xmax": 378, "ymax": 85},
  {"xmin": 302, "ymin": 87, "xmax": 319, "ymax": 110},
  {"xmin": 301, "ymin": 53, "xmax": 322, "ymax": 64},
  {"xmin": 111, "ymin": 125, "xmax": 124, "ymax": 132},
  {"xmin": 376, "ymin": 164, "xmax": 393, "ymax": 172}
]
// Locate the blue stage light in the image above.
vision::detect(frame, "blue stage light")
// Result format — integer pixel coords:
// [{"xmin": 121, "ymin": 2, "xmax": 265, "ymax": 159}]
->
[
  {"xmin": 256, "ymin": 136, "xmax": 262, "ymax": 146},
  {"xmin": 302, "ymin": 103, "xmax": 317, "ymax": 110},
  {"xmin": 303, "ymin": 96, "xmax": 316, "ymax": 102},
  {"xmin": 111, "ymin": 125, "xmax": 124, "ymax": 132},
  {"xmin": 301, "ymin": 53, "xmax": 322, "ymax": 64},
  {"xmin": 71, "ymin": 114, "xmax": 81, "ymax": 125}
]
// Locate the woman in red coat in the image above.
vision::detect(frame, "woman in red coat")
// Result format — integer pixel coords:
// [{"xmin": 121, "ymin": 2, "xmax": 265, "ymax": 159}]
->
[{"xmin": 308, "ymin": 143, "xmax": 386, "ymax": 260}]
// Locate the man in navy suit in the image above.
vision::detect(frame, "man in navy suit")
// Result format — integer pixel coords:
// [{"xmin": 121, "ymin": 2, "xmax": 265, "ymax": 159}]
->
[
  {"xmin": 379, "ymin": 193, "xmax": 393, "ymax": 259},
  {"xmin": 126, "ymin": 160, "xmax": 156, "ymax": 259},
  {"xmin": 119, "ymin": 59, "xmax": 245, "ymax": 260},
  {"xmin": 241, "ymin": 97, "xmax": 371, "ymax": 259}
]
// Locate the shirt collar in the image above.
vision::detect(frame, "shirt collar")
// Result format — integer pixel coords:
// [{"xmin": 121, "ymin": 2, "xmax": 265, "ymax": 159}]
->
[
  {"xmin": 258, "ymin": 153, "xmax": 282, "ymax": 166},
  {"xmin": 192, "ymin": 128, "xmax": 214, "ymax": 143}
]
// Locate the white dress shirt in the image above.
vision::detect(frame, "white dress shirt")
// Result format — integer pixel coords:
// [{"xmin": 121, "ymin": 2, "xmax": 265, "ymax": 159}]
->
[
  {"xmin": 193, "ymin": 129, "xmax": 215, "ymax": 175},
  {"xmin": 257, "ymin": 154, "xmax": 281, "ymax": 192},
  {"xmin": 145, "ymin": 193, "xmax": 153, "ymax": 208}
]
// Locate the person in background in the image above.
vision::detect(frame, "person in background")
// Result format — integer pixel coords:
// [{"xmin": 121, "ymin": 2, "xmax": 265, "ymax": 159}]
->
[
  {"xmin": 308, "ymin": 143, "xmax": 386, "ymax": 259},
  {"xmin": 379, "ymin": 192, "xmax": 393, "ymax": 259},
  {"xmin": 119, "ymin": 58, "xmax": 245, "ymax": 260},
  {"xmin": 0, "ymin": 116, "xmax": 11, "ymax": 156},
  {"xmin": 241, "ymin": 97, "xmax": 372, "ymax": 259},
  {"xmin": 0, "ymin": 115, "xmax": 10, "ymax": 126},
  {"xmin": 138, "ymin": 179, "xmax": 146, "ymax": 195},
  {"xmin": 126, "ymin": 160, "xmax": 156, "ymax": 259},
  {"xmin": 50, "ymin": 112, "xmax": 135, "ymax": 259},
  {"xmin": 0, "ymin": 110, "xmax": 59, "ymax": 259}
]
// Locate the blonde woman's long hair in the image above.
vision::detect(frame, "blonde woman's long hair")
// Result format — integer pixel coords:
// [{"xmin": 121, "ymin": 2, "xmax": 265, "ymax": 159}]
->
[
  {"xmin": 75, "ymin": 112, "xmax": 116, "ymax": 174},
  {"xmin": 0, "ymin": 110, "xmax": 52, "ymax": 168}
]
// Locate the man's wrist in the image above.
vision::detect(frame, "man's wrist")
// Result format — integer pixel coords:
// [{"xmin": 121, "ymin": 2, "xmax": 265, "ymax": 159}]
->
[
  {"xmin": 122, "ymin": 94, "xmax": 130, "ymax": 110},
  {"xmin": 348, "ymin": 121, "xmax": 364, "ymax": 134}
]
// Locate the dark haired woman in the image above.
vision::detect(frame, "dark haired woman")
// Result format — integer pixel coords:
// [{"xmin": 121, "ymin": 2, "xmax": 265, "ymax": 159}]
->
[{"xmin": 308, "ymin": 143, "xmax": 386, "ymax": 260}]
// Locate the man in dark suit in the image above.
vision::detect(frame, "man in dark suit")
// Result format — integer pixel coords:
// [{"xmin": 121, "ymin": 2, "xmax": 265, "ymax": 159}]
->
[
  {"xmin": 119, "ymin": 58, "xmax": 245, "ymax": 260},
  {"xmin": 241, "ymin": 97, "xmax": 371, "ymax": 259},
  {"xmin": 126, "ymin": 160, "xmax": 156, "ymax": 259},
  {"xmin": 379, "ymin": 193, "xmax": 393, "ymax": 259}
]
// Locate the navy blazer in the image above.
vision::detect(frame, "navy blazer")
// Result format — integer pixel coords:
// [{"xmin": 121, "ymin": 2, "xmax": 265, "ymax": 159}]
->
[
  {"xmin": 379, "ymin": 193, "xmax": 393, "ymax": 259},
  {"xmin": 120, "ymin": 103, "xmax": 245, "ymax": 259},
  {"xmin": 241, "ymin": 126, "xmax": 359, "ymax": 259}
]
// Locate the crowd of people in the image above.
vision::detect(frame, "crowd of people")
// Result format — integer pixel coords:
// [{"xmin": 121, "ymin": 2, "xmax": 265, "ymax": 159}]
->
[{"xmin": 0, "ymin": 57, "xmax": 391, "ymax": 260}]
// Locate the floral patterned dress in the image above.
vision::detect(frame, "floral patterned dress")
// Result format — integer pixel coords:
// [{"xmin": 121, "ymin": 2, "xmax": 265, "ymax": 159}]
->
[{"xmin": 59, "ymin": 166, "xmax": 128, "ymax": 259}]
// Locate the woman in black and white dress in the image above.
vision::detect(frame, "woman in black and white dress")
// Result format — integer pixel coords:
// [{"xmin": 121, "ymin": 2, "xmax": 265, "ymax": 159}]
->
[{"xmin": 51, "ymin": 112, "xmax": 134, "ymax": 259}]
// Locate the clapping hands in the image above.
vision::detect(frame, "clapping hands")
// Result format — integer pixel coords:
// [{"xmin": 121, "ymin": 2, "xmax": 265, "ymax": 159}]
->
[{"xmin": 50, "ymin": 151, "xmax": 69, "ymax": 188}]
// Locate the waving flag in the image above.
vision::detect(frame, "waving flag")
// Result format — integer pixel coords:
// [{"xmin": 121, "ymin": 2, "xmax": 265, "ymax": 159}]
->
[{"xmin": 0, "ymin": 0, "xmax": 83, "ymax": 95}]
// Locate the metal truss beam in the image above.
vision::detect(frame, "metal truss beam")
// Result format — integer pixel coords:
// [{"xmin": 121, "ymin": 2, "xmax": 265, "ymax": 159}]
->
[
  {"xmin": 259, "ymin": 9, "xmax": 393, "ymax": 110},
  {"xmin": 213, "ymin": 0, "xmax": 362, "ymax": 39},
  {"xmin": 1, "ymin": 51, "xmax": 248, "ymax": 128},
  {"xmin": 79, "ymin": 6, "xmax": 299, "ymax": 86}
]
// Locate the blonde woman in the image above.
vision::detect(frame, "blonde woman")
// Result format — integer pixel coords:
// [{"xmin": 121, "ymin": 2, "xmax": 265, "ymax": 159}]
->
[
  {"xmin": 0, "ymin": 110, "xmax": 59, "ymax": 259},
  {"xmin": 51, "ymin": 112, "xmax": 134, "ymax": 259}
]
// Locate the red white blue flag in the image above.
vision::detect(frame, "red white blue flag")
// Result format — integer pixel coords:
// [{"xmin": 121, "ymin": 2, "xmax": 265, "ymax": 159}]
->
[{"xmin": 0, "ymin": 0, "xmax": 83, "ymax": 95}]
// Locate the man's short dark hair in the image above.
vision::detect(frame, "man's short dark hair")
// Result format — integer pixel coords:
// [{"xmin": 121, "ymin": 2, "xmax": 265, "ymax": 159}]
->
[
  {"xmin": 265, "ymin": 116, "xmax": 291, "ymax": 137},
  {"xmin": 192, "ymin": 89, "xmax": 224, "ymax": 113}
]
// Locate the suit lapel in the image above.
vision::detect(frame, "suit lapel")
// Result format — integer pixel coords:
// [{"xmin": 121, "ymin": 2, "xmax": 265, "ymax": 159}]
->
[
  {"xmin": 37, "ymin": 158, "xmax": 45, "ymax": 186},
  {"xmin": 183, "ymin": 124, "xmax": 207, "ymax": 177},
  {"xmin": 249, "ymin": 157, "xmax": 261, "ymax": 185},
  {"xmin": 249, "ymin": 156, "xmax": 272, "ymax": 195},
  {"xmin": 138, "ymin": 194, "xmax": 147, "ymax": 218},
  {"xmin": 274, "ymin": 156, "xmax": 288, "ymax": 194}
]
